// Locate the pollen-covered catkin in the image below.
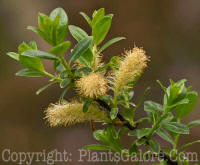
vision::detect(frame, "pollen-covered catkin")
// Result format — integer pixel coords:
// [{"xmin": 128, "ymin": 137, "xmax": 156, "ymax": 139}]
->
[
  {"xmin": 113, "ymin": 47, "xmax": 149, "ymax": 94},
  {"xmin": 45, "ymin": 102, "xmax": 108, "ymax": 127},
  {"xmin": 76, "ymin": 72, "xmax": 107, "ymax": 98}
]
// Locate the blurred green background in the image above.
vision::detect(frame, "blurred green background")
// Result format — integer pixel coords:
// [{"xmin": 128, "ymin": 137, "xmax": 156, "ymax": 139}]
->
[{"xmin": 0, "ymin": 0, "xmax": 200, "ymax": 164}]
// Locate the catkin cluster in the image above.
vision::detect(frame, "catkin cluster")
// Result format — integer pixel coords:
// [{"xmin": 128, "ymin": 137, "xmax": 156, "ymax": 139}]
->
[
  {"xmin": 45, "ymin": 47, "xmax": 148, "ymax": 127},
  {"xmin": 45, "ymin": 102, "xmax": 108, "ymax": 127},
  {"xmin": 111, "ymin": 47, "xmax": 148, "ymax": 95},
  {"xmin": 76, "ymin": 72, "xmax": 107, "ymax": 98}
]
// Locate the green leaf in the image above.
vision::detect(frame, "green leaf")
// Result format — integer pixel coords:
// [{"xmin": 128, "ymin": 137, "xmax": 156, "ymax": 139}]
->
[
  {"xmin": 128, "ymin": 130, "xmax": 137, "ymax": 136},
  {"xmin": 18, "ymin": 42, "xmax": 33, "ymax": 54},
  {"xmin": 93, "ymin": 130, "xmax": 108, "ymax": 144},
  {"xmin": 156, "ymin": 128, "xmax": 174, "ymax": 145},
  {"xmin": 156, "ymin": 80, "xmax": 167, "ymax": 92},
  {"xmin": 78, "ymin": 49, "xmax": 93, "ymax": 67},
  {"xmin": 83, "ymin": 100, "xmax": 92, "ymax": 113},
  {"xmin": 27, "ymin": 26, "xmax": 53, "ymax": 45},
  {"xmin": 92, "ymin": 8, "xmax": 105, "ymax": 27},
  {"xmin": 187, "ymin": 120, "xmax": 200, "ymax": 128},
  {"xmin": 80, "ymin": 12, "xmax": 92, "ymax": 26},
  {"xmin": 50, "ymin": 41, "xmax": 71, "ymax": 56},
  {"xmin": 7, "ymin": 52, "xmax": 19, "ymax": 61},
  {"xmin": 163, "ymin": 122, "xmax": 189, "ymax": 134},
  {"xmin": 182, "ymin": 159, "xmax": 189, "ymax": 165},
  {"xmin": 137, "ymin": 128, "xmax": 151, "ymax": 139},
  {"xmin": 129, "ymin": 143, "xmax": 138, "ymax": 155},
  {"xmin": 134, "ymin": 87, "xmax": 151, "ymax": 111},
  {"xmin": 59, "ymin": 88, "xmax": 68, "ymax": 104},
  {"xmin": 123, "ymin": 108, "xmax": 134, "ymax": 124},
  {"xmin": 83, "ymin": 144, "xmax": 111, "ymax": 150},
  {"xmin": 149, "ymin": 139, "xmax": 160, "ymax": 153},
  {"xmin": 22, "ymin": 50, "xmax": 58, "ymax": 60},
  {"xmin": 60, "ymin": 78, "xmax": 71, "ymax": 88},
  {"xmin": 176, "ymin": 91, "xmax": 198, "ymax": 120},
  {"xmin": 16, "ymin": 69, "xmax": 45, "ymax": 77},
  {"xmin": 110, "ymin": 108, "xmax": 118, "ymax": 120},
  {"xmin": 38, "ymin": 13, "xmax": 52, "ymax": 34},
  {"xmin": 77, "ymin": 67, "xmax": 92, "ymax": 76},
  {"xmin": 144, "ymin": 101, "xmax": 163, "ymax": 113},
  {"xmin": 99, "ymin": 37, "xmax": 125, "ymax": 53},
  {"xmin": 19, "ymin": 55, "xmax": 44, "ymax": 72},
  {"xmin": 135, "ymin": 117, "xmax": 151, "ymax": 124},
  {"xmin": 50, "ymin": 8, "xmax": 68, "ymax": 44},
  {"xmin": 164, "ymin": 79, "xmax": 187, "ymax": 107},
  {"xmin": 69, "ymin": 36, "xmax": 93, "ymax": 64},
  {"xmin": 36, "ymin": 82, "xmax": 55, "ymax": 95},
  {"xmin": 69, "ymin": 25, "xmax": 88, "ymax": 42},
  {"xmin": 178, "ymin": 140, "xmax": 200, "ymax": 151},
  {"xmin": 92, "ymin": 16, "xmax": 112, "ymax": 45},
  {"xmin": 29, "ymin": 41, "xmax": 38, "ymax": 50}
]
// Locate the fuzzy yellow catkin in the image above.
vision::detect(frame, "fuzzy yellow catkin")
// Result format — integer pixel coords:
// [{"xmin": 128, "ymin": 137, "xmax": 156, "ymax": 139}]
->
[
  {"xmin": 45, "ymin": 102, "xmax": 108, "ymax": 127},
  {"xmin": 112, "ymin": 47, "xmax": 149, "ymax": 95},
  {"xmin": 76, "ymin": 72, "xmax": 107, "ymax": 98}
]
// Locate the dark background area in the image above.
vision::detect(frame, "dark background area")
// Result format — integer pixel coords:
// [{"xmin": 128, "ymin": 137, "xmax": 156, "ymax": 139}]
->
[{"xmin": 0, "ymin": 0, "xmax": 200, "ymax": 164}]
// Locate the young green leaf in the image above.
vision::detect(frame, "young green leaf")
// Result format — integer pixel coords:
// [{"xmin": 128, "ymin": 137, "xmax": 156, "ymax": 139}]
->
[
  {"xmin": 123, "ymin": 108, "xmax": 134, "ymax": 125},
  {"xmin": 187, "ymin": 120, "xmax": 200, "ymax": 128},
  {"xmin": 38, "ymin": 13, "xmax": 52, "ymax": 34},
  {"xmin": 69, "ymin": 25, "xmax": 88, "ymax": 42},
  {"xmin": 59, "ymin": 88, "xmax": 68, "ymax": 104},
  {"xmin": 49, "ymin": 41, "xmax": 71, "ymax": 56},
  {"xmin": 16, "ymin": 69, "xmax": 45, "ymax": 77},
  {"xmin": 162, "ymin": 122, "xmax": 189, "ymax": 134},
  {"xmin": 98, "ymin": 37, "xmax": 125, "ymax": 53},
  {"xmin": 128, "ymin": 130, "xmax": 137, "ymax": 136},
  {"xmin": 135, "ymin": 117, "xmax": 151, "ymax": 124},
  {"xmin": 83, "ymin": 100, "xmax": 92, "ymax": 113},
  {"xmin": 36, "ymin": 82, "xmax": 55, "ymax": 95},
  {"xmin": 83, "ymin": 144, "xmax": 111, "ymax": 150},
  {"xmin": 60, "ymin": 78, "xmax": 71, "ymax": 88},
  {"xmin": 178, "ymin": 140, "xmax": 200, "ymax": 151},
  {"xmin": 92, "ymin": 8, "xmax": 105, "ymax": 27},
  {"xmin": 156, "ymin": 128, "xmax": 174, "ymax": 145},
  {"xmin": 22, "ymin": 50, "xmax": 58, "ymax": 60},
  {"xmin": 27, "ymin": 26, "xmax": 53, "ymax": 45},
  {"xmin": 93, "ymin": 130, "xmax": 108, "ymax": 144},
  {"xmin": 19, "ymin": 55, "xmax": 44, "ymax": 72},
  {"xmin": 110, "ymin": 108, "xmax": 118, "ymax": 120},
  {"xmin": 176, "ymin": 91, "xmax": 198, "ymax": 120},
  {"xmin": 7, "ymin": 52, "xmax": 19, "ymax": 61},
  {"xmin": 80, "ymin": 12, "xmax": 92, "ymax": 26},
  {"xmin": 18, "ymin": 42, "xmax": 34, "ymax": 54},
  {"xmin": 149, "ymin": 139, "xmax": 160, "ymax": 153},
  {"xmin": 78, "ymin": 49, "xmax": 93, "ymax": 67},
  {"xmin": 144, "ymin": 101, "xmax": 163, "ymax": 113},
  {"xmin": 129, "ymin": 143, "xmax": 138, "ymax": 155},
  {"xmin": 69, "ymin": 36, "xmax": 93, "ymax": 64},
  {"xmin": 92, "ymin": 16, "xmax": 112, "ymax": 45},
  {"xmin": 50, "ymin": 8, "xmax": 68, "ymax": 44},
  {"xmin": 136, "ymin": 128, "xmax": 151, "ymax": 139}
]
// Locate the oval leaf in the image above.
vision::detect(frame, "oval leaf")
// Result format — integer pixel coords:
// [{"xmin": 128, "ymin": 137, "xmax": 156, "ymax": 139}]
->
[
  {"xmin": 92, "ymin": 16, "xmax": 112, "ymax": 45},
  {"xmin": 69, "ymin": 25, "xmax": 88, "ymax": 42},
  {"xmin": 22, "ymin": 50, "xmax": 58, "ymax": 60},
  {"xmin": 163, "ymin": 122, "xmax": 189, "ymax": 134},
  {"xmin": 69, "ymin": 36, "xmax": 93, "ymax": 64},
  {"xmin": 50, "ymin": 41, "xmax": 71, "ymax": 56}
]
